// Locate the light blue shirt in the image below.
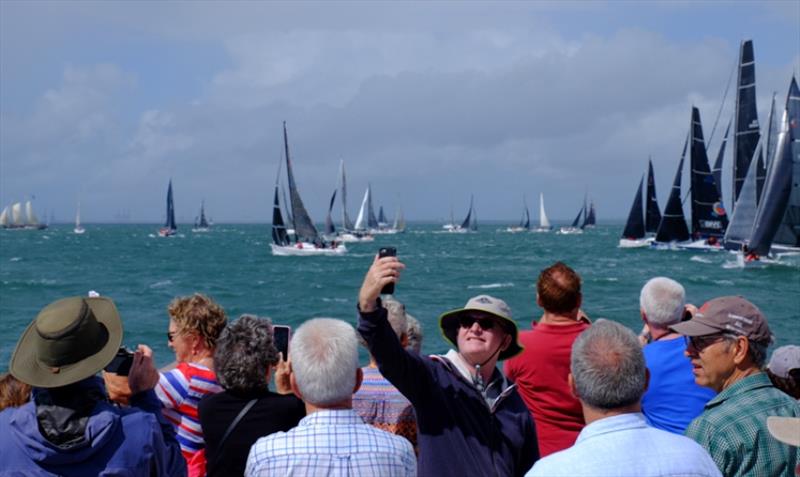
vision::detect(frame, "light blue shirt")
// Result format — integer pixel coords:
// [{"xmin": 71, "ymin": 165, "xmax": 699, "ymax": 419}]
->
[
  {"xmin": 526, "ymin": 413, "xmax": 721, "ymax": 477},
  {"xmin": 245, "ymin": 408, "xmax": 416, "ymax": 477}
]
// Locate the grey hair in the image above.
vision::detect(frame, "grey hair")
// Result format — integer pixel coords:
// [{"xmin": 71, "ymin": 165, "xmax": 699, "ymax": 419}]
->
[
  {"xmin": 405, "ymin": 314, "xmax": 423, "ymax": 354},
  {"xmin": 214, "ymin": 314, "xmax": 279, "ymax": 394},
  {"xmin": 290, "ymin": 318, "xmax": 359, "ymax": 406},
  {"xmin": 382, "ymin": 297, "xmax": 409, "ymax": 340},
  {"xmin": 720, "ymin": 333, "xmax": 769, "ymax": 368},
  {"xmin": 640, "ymin": 277, "xmax": 686, "ymax": 327},
  {"xmin": 571, "ymin": 319, "xmax": 647, "ymax": 410}
]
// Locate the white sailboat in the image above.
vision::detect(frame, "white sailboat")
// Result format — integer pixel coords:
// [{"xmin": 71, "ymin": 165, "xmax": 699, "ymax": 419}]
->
[
  {"xmin": 336, "ymin": 161, "xmax": 374, "ymax": 242},
  {"xmin": 74, "ymin": 202, "xmax": 85, "ymax": 234},
  {"xmin": 532, "ymin": 193, "xmax": 553, "ymax": 232}
]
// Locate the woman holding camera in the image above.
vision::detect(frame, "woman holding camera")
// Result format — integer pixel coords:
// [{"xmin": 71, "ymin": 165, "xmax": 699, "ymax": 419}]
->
[{"xmin": 198, "ymin": 315, "xmax": 305, "ymax": 477}]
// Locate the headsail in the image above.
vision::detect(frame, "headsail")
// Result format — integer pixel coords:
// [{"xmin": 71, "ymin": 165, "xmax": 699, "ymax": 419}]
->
[
  {"xmin": 622, "ymin": 176, "xmax": 645, "ymax": 239},
  {"xmin": 164, "ymin": 180, "xmax": 176, "ymax": 231},
  {"xmin": 654, "ymin": 136, "xmax": 690, "ymax": 243},
  {"xmin": 324, "ymin": 189, "xmax": 337, "ymax": 235},
  {"xmin": 283, "ymin": 122, "xmax": 319, "ymax": 242},
  {"xmin": 366, "ymin": 184, "xmax": 379, "ymax": 229},
  {"xmin": 569, "ymin": 204, "xmax": 584, "ymax": 228},
  {"xmin": 460, "ymin": 195, "xmax": 474, "ymax": 230},
  {"xmin": 732, "ymin": 39, "xmax": 762, "ymax": 209},
  {"xmin": 377, "ymin": 206, "xmax": 387, "ymax": 226},
  {"xmin": 689, "ymin": 107, "xmax": 728, "ymax": 239},
  {"xmin": 539, "ymin": 193, "xmax": 551, "ymax": 229},
  {"xmin": 723, "ymin": 139, "xmax": 762, "ymax": 250},
  {"xmin": 354, "ymin": 188, "xmax": 370, "ymax": 231},
  {"xmin": 645, "ymin": 158, "xmax": 662, "ymax": 233}
]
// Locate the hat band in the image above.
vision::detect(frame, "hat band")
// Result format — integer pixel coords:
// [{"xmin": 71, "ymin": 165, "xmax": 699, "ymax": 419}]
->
[{"xmin": 36, "ymin": 300, "xmax": 110, "ymax": 367}]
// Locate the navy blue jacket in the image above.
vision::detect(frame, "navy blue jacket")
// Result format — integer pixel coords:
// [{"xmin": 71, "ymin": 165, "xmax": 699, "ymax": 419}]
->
[{"xmin": 359, "ymin": 305, "xmax": 539, "ymax": 477}]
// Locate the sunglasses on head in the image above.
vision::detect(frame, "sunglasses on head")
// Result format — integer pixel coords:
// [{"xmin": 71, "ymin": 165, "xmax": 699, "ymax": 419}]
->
[{"xmin": 458, "ymin": 315, "xmax": 496, "ymax": 330}]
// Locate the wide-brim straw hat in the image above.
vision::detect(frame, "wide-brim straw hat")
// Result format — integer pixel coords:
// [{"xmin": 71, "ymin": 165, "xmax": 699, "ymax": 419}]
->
[
  {"xmin": 10, "ymin": 296, "xmax": 122, "ymax": 388},
  {"xmin": 439, "ymin": 294, "xmax": 523, "ymax": 360}
]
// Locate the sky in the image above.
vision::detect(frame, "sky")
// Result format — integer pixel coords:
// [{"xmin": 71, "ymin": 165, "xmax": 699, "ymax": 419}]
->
[{"xmin": 1, "ymin": 1, "xmax": 798, "ymax": 224}]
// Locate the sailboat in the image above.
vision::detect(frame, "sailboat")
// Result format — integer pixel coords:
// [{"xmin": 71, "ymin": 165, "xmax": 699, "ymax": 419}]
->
[
  {"xmin": 558, "ymin": 201, "xmax": 585, "ymax": 235},
  {"xmin": 582, "ymin": 199, "xmax": 596, "ymax": 229},
  {"xmin": 725, "ymin": 76, "xmax": 800, "ymax": 263},
  {"xmin": 680, "ymin": 107, "xmax": 728, "ymax": 250},
  {"xmin": 192, "ymin": 200, "xmax": 210, "ymax": 232},
  {"xmin": 505, "ymin": 196, "xmax": 531, "ymax": 233},
  {"xmin": 336, "ymin": 161, "xmax": 373, "ymax": 242},
  {"xmin": 270, "ymin": 122, "xmax": 346, "ymax": 256},
  {"xmin": 770, "ymin": 77, "xmax": 800, "ymax": 251},
  {"xmin": 158, "ymin": 180, "xmax": 177, "ymax": 237},
  {"xmin": 532, "ymin": 193, "xmax": 553, "ymax": 232},
  {"xmin": 1, "ymin": 199, "xmax": 47, "ymax": 230},
  {"xmin": 445, "ymin": 196, "xmax": 475, "ymax": 233},
  {"xmin": 652, "ymin": 135, "xmax": 691, "ymax": 248},
  {"xmin": 74, "ymin": 202, "xmax": 85, "ymax": 234}
]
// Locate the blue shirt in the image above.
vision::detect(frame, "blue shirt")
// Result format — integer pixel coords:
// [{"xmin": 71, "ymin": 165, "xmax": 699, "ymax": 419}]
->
[
  {"xmin": 526, "ymin": 413, "xmax": 721, "ymax": 477},
  {"xmin": 245, "ymin": 408, "xmax": 416, "ymax": 477},
  {"xmin": 642, "ymin": 337, "xmax": 716, "ymax": 433}
]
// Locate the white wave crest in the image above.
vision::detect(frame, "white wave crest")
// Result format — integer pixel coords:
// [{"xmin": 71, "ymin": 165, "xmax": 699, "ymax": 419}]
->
[{"xmin": 468, "ymin": 282, "xmax": 515, "ymax": 289}]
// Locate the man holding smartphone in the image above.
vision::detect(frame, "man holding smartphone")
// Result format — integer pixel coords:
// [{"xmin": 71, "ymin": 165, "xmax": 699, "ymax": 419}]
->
[{"xmin": 357, "ymin": 253, "xmax": 539, "ymax": 477}]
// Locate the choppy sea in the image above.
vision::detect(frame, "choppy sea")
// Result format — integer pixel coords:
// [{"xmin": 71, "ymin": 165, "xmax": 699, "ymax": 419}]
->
[{"xmin": 1, "ymin": 223, "xmax": 798, "ymax": 370}]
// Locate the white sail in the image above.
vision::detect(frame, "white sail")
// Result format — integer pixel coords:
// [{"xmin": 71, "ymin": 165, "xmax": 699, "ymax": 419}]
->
[
  {"xmin": 26, "ymin": 201, "xmax": 40, "ymax": 225},
  {"xmin": 539, "ymin": 193, "xmax": 551, "ymax": 228},
  {"xmin": 0, "ymin": 206, "xmax": 8, "ymax": 227},
  {"xmin": 11, "ymin": 202, "xmax": 23, "ymax": 225},
  {"xmin": 74, "ymin": 202, "xmax": 85, "ymax": 234},
  {"xmin": 353, "ymin": 188, "xmax": 370, "ymax": 231}
]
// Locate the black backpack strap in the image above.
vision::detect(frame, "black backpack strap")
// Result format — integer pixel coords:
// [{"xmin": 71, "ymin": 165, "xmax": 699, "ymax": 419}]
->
[{"xmin": 208, "ymin": 398, "xmax": 257, "ymax": 475}]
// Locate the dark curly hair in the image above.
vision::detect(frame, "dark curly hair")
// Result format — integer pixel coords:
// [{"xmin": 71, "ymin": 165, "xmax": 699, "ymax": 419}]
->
[{"xmin": 214, "ymin": 315, "xmax": 279, "ymax": 394}]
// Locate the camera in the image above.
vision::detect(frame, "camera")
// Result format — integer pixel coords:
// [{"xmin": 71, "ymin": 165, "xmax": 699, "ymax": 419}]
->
[
  {"xmin": 104, "ymin": 347, "xmax": 134, "ymax": 376},
  {"xmin": 378, "ymin": 247, "xmax": 397, "ymax": 295}
]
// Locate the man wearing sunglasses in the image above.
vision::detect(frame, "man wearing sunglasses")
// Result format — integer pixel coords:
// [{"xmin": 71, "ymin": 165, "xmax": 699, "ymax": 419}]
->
[
  {"xmin": 358, "ymin": 254, "xmax": 538, "ymax": 477},
  {"xmin": 671, "ymin": 296, "xmax": 800, "ymax": 477}
]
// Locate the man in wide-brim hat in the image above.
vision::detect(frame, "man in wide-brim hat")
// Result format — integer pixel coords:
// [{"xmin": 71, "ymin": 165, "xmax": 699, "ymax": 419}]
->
[
  {"xmin": 357, "ymin": 254, "xmax": 538, "ymax": 477},
  {"xmin": 0, "ymin": 295, "xmax": 186, "ymax": 477}
]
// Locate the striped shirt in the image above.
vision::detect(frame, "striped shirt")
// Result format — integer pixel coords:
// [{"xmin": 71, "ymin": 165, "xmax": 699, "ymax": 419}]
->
[
  {"xmin": 156, "ymin": 362, "xmax": 223, "ymax": 462},
  {"xmin": 245, "ymin": 408, "xmax": 416, "ymax": 477},
  {"xmin": 685, "ymin": 372, "xmax": 800, "ymax": 477},
  {"xmin": 352, "ymin": 366, "xmax": 417, "ymax": 449}
]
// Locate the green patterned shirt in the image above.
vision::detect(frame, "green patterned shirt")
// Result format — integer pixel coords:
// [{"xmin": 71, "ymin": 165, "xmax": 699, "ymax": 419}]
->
[{"xmin": 685, "ymin": 372, "xmax": 800, "ymax": 477}]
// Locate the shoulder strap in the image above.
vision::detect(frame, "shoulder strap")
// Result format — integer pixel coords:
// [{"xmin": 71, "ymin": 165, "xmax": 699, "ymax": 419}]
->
[{"xmin": 208, "ymin": 398, "xmax": 257, "ymax": 474}]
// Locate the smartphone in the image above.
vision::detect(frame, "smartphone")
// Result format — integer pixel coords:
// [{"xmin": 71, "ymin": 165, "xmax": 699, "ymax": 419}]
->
[
  {"xmin": 104, "ymin": 347, "xmax": 135, "ymax": 376},
  {"xmin": 378, "ymin": 247, "xmax": 397, "ymax": 295},
  {"xmin": 273, "ymin": 325, "xmax": 291, "ymax": 359}
]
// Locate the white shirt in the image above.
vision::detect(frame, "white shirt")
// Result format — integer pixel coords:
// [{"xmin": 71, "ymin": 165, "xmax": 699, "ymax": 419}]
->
[{"xmin": 526, "ymin": 412, "xmax": 722, "ymax": 477}]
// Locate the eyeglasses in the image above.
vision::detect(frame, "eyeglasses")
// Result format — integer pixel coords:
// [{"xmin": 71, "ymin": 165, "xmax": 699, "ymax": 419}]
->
[
  {"xmin": 685, "ymin": 333, "xmax": 726, "ymax": 352},
  {"xmin": 458, "ymin": 315, "xmax": 496, "ymax": 330}
]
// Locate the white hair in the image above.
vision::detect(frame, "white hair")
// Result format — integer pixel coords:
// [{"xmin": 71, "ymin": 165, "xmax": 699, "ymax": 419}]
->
[
  {"xmin": 639, "ymin": 277, "xmax": 685, "ymax": 327},
  {"xmin": 289, "ymin": 318, "xmax": 359, "ymax": 406}
]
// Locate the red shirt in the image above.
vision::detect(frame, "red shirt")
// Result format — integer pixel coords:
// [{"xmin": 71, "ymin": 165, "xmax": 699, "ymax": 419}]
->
[{"xmin": 504, "ymin": 320, "xmax": 589, "ymax": 457}]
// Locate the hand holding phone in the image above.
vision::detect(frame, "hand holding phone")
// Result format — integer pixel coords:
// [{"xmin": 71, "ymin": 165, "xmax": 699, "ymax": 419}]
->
[{"xmin": 378, "ymin": 247, "xmax": 397, "ymax": 295}]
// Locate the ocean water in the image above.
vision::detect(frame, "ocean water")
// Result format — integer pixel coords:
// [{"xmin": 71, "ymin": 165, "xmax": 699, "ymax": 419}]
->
[{"xmin": 1, "ymin": 223, "xmax": 798, "ymax": 370}]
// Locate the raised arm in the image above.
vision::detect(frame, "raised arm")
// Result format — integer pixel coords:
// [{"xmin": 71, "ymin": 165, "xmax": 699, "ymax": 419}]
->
[{"xmin": 357, "ymin": 255, "xmax": 432, "ymax": 403}]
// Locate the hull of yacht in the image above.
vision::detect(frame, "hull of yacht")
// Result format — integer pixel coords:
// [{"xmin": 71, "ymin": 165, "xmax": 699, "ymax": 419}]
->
[{"xmin": 270, "ymin": 242, "xmax": 347, "ymax": 256}]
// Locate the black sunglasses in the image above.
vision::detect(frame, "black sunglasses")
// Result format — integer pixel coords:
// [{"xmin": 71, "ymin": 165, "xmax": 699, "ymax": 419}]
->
[
  {"xmin": 685, "ymin": 333, "xmax": 726, "ymax": 352},
  {"xmin": 458, "ymin": 315, "xmax": 496, "ymax": 330},
  {"xmin": 167, "ymin": 331, "xmax": 177, "ymax": 343}
]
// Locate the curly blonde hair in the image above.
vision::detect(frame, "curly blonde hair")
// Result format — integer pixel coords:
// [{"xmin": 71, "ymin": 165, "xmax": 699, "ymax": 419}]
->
[{"xmin": 168, "ymin": 293, "xmax": 228, "ymax": 350}]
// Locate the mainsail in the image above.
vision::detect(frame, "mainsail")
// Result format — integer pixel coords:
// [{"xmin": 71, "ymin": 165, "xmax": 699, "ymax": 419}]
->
[
  {"xmin": 654, "ymin": 137, "xmax": 691, "ymax": 243},
  {"xmin": 711, "ymin": 119, "xmax": 732, "ymax": 200},
  {"xmin": 460, "ymin": 195, "xmax": 474, "ymax": 230},
  {"xmin": 366, "ymin": 184, "xmax": 379, "ymax": 229},
  {"xmin": 622, "ymin": 176, "xmax": 645, "ymax": 239},
  {"xmin": 645, "ymin": 159, "xmax": 662, "ymax": 234},
  {"xmin": 164, "ymin": 180, "xmax": 176, "ymax": 231},
  {"xmin": 769, "ymin": 76, "xmax": 800, "ymax": 249},
  {"xmin": 271, "ymin": 180, "xmax": 290, "ymax": 247},
  {"xmin": 539, "ymin": 193, "xmax": 551, "ymax": 229},
  {"xmin": 354, "ymin": 188, "xmax": 370, "ymax": 231},
  {"xmin": 689, "ymin": 107, "xmax": 728, "ymax": 238},
  {"xmin": 392, "ymin": 207, "xmax": 406, "ymax": 232},
  {"xmin": 377, "ymin": 206, "xmax": 387, "ymax": 225},
  {"xmin": 196, "ymin": 201, "xmax": 209, "ymax": 228},
  {"xmin": 283, "ymin": 121, "xmax": 319, "ymax": 242},
  {"xmin": 582, "ymin": 201, "xmax": 596, "ymax": 228},
  {"xmin": 764, "ymin": 92, "xmax": 778, "ymax": 171},
  {"xmin": 732, "ymin": 39, "xmax": 762, "ymax": 209},
  {"xmin": 339, "ymin": 160, "xmax": 354, "ymax": 231},
  {"xmin": 569, "ymin": 205, "xmax": 584, "ymax": 228}
]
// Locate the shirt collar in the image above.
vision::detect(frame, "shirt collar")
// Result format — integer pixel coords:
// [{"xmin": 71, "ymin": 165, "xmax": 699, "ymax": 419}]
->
[
  {"xmin": 705, "ymin": 372, "xmax": 772, "ymax": 409},
  {"xmin": 576, "ymin": 413, "xmax": 649, "ymax": 444},
  {"xmin": 298, "ymin": 408, "xmax": 363, "ymax": 427}
]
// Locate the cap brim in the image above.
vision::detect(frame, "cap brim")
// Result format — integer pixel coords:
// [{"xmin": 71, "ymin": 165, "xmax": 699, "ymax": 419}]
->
[
  {"xmin": 767, "ymin": 416, "xmax": 800, "ymax": 447},
  {"xmin": 10, "ymin": 297, "xmax": 123, "ymax": 388},
  {"xmin": 670, "ymin": 319, "xmax": 721, "ymax": 337}
]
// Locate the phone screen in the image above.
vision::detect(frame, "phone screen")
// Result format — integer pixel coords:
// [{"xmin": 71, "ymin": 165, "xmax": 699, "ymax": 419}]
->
[{"xmin": 273, "ymin": 325, "xmax": 291, "ymax": 358}]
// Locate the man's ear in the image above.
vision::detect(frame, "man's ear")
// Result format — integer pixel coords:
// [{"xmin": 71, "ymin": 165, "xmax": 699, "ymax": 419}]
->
[
  {"xmin": 732, "ymin": 336, "xmax": 750, "ymax": 366},
  {"xmin": 568, "ymin": 373, "xmax": 579, "ymax": 399},
  {"xmin": 353, "ymin": 367, "xmax": 364, "ymax": 393},
  {"xmin": 290, "ymin": 372, "xmax": 303, "ymax": 400}
]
